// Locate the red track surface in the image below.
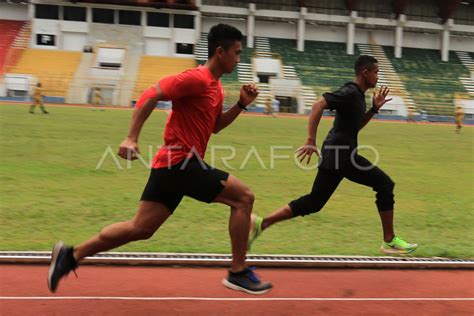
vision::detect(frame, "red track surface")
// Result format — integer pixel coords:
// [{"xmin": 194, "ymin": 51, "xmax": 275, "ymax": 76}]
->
[{"xmin": 1, "ymin": 265, "xmax": 473, "ymax": 315}]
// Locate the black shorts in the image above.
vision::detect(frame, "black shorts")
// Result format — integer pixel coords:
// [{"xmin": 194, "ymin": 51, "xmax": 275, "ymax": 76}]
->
[{"xmin": 140, "ymin": 157, "xmax": 229, "ymax": 214}]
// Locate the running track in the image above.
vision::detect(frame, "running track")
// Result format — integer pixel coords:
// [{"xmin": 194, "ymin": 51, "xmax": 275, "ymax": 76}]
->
[{"xmin": 1, "ymin": 265, "xmax": 473, "ymax": 315}]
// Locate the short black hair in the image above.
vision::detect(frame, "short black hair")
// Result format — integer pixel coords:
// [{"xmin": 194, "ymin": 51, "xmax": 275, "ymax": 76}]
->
[
  {"xmin": 354, "ymin": 55, "xmax": 378, "ymax": 75},
  {"xmin": 208, "ymin": 23, "xmax": 243, "ymax": 58}
]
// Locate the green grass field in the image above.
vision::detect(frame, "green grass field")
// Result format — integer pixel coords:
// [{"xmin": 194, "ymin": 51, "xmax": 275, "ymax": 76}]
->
[{"xmin": 1, "ymin": 104, "xmax": 473, "ymax": 258}]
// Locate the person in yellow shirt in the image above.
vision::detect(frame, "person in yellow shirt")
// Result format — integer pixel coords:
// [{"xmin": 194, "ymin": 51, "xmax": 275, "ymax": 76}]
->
[
  {"xmin": 29, "ymin": 82, "xmax": 49, "ymax": 114},
  {"xmin": 407, "ymin": 106, "xmax": 415, "ymax": 123},
  {"xmin": 92, "ymin": 87, "xmax": 104, "ymax": 111},
  {"xmin": 454, "ymin": 105, "xmax": 464, "ymax": 133},
  {"xmin": 264, "ymin": 97, "xmax": 277, "ymax": 117}
]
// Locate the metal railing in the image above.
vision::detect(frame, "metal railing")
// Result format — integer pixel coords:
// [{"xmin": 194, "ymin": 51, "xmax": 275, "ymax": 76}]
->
[{"xmin": 1, "ymin": 251, "xmax": 473, "ymax": 269}]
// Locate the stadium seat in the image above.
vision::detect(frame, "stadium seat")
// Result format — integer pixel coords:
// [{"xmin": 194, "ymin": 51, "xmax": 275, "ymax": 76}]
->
[
  {"xmin": 385, "ymin": 46, "xmax": 471, "ymax": 115},
  {"xmin": 270, "ymin": 38, "xmax": 357, "ymax": 97},
  {"xmin": 0, "ymin": 19, "xmax": 26, "ymax": 74},
  {"xmin": 7, "ymin": 49, "xmax": 82, "ymax": 97},
  {"xmin": 133, "ymin": 56, "xmax": 196, "ymax": 100}
]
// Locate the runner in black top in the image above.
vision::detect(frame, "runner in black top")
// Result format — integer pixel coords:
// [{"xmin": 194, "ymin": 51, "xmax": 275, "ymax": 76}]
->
[
  {"xmin": 319, "ymin": 81, "xmax": 367, "ymax": 170},
  {"xmin": 249, "ymin": 55, "xmax": 418, "ymax": 255}
]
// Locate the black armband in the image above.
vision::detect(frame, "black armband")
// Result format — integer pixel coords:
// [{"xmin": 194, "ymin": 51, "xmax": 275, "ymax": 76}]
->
[
  {"xmin": 237, "ymin": 101, "xmax": 248, "ymax": 111},
  {"xmin": 369, "ymin": 107, "xmax": 379, "ymax": 114}
]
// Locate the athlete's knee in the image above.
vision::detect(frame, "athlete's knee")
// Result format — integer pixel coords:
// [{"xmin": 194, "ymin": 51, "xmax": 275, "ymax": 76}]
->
[
  {"xmin": 229, "ymin": 188, "xmax": 255, "ymax": 213},
  {"xmin": 238, "ymin": 189, "xmax": 255, "ymax": 210},
  {"xmin": 377, "ymin": 178, "xmax": 395, "ymax": 195},
  {"xmin": 289, "ymin": 194, "xmax": 324, "ymax": 217}
]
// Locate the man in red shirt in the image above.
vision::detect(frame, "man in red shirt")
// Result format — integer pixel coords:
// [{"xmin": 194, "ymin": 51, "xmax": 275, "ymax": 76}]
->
[{"xmin": 48, "ymin": 24, "xmax": 272, "ymax": 295}]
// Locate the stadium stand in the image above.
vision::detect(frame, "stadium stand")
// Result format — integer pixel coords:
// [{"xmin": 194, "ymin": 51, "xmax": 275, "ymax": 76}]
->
[
  {"xmin": 269, "ymin": 38, "xmax": 472, "ymax": 116},
  {"xmin": 133, "ymin": 56, "xmax": 196, "ymax": 99},
  {"xmin": 456, "ymin": 51, "xmax": 474, "ymax": 74},
  {"xmin": 456, "ymin": 51, "xmax": 474, "ymax": 97},
  {"xmin": 4, "ymin": 22, "xmax": 31, "ymax": 76},
  {"xmin": 0, "ymin": 19, "xmax": 27, "ymax": 75},
  {"xmin": 8, "ymin": 49, "xmax": 82, "ymax": 97},
  {"xmin": 385, "ymin": 47, "xmax": 471, "ymax": 115},
  {"xmin": 270, "ymin": 38, "xmax": 356, "ymax": 97},
  {"xmin": 0, "ymin": 0, "xmax": 471, "ymax": 120}
]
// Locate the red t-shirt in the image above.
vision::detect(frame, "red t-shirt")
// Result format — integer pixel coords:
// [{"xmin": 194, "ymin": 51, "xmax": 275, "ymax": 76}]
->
[{"xmin": 146, "ymin": 65, "xmax": 223, "ymax": 169}]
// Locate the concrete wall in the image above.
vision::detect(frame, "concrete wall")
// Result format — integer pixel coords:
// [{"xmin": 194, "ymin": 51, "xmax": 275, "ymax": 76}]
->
[
  {"xmin": 255, "ymin": 20, "xmax": 297, "ymax": 39},
  {"xmin": 32, "ymin": 18, "xmax": 61, "ymax": 50},
  {"xmin": 200, "ymin": 5, "xmax": 474, "ymax": 57},
  {"xmin": 305, "ymin": 24, "xmax": 347, "ymax": 43},
  {"xmin": 9, "ymin": 1, "xmax": 474, "ymax": 58},
  {"xmin": 0, "ymin": 3, "xmax": 29, "ymax": 21},
  {"xmin": 201, "ymin": 17, "xmax": 247, "ymax": 35},
  {"xmin": 144, "ymin": 26, "xmax": 196, "ymax": 56}
]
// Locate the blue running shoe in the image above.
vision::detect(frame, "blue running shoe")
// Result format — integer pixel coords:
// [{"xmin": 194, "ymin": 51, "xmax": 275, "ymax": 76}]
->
[
  {"xmin": 222, "ymin": 267, "xmax": 273, "ymax": 295},
  {"xmin": 47, "ymin": 241, "xmax": 78, "ymax": 293}
]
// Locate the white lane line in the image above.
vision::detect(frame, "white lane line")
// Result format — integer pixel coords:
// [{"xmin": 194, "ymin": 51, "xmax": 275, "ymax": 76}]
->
[{"xmin": 1, "ymin": 297, "xmax": 473, "ymax": 301}]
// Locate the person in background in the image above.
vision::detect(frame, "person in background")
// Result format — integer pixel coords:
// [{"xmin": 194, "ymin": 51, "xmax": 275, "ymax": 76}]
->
[
  {"xmin": 407, "ymin": 106, "xmax": 415, "ymax": 123},
  {"xmin": 272, "ymin": 97, "xmax": 280, "ymax": 114},
  {"xmin": 264, "ymin": 97, "xmax": 277, "ymax": 117},
  {"xmin": 454, "ymin": 105, "xmax": 464, "ymax": 133},
  {"xmin": 29, "ymin": 82, "xmax": 48, "ymax": 114},
  {"xmin": 92, "ymin": 87, "xmax": 104, "ymax": 111}
]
